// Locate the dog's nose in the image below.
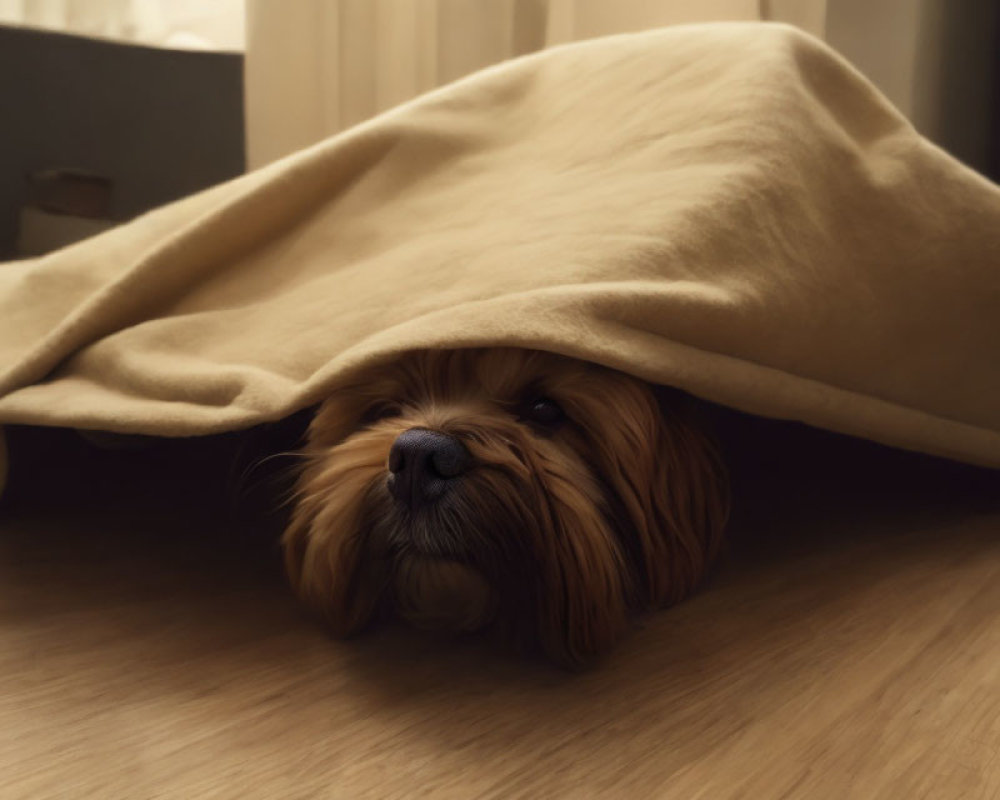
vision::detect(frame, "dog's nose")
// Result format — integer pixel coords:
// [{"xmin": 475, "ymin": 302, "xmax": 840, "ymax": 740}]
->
[{"xmin": 387, "ymin": 428, "xmax": 470, "ymax": 509}]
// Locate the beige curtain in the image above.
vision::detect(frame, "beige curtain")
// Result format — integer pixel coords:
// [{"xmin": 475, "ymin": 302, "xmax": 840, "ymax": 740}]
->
[
  {"xmin": 0, "ymin": 0, "xmax": 244, "ymax": 50},
  {"xmin": 245, "ymin": 0, "xmax": 831, "ymax": 169},
  {"xmin": 824, "ymin": 0, "xmax": 998, "ymax": 170},
  {"xmin": 244, "ymin": 0, "xmax": 996, "ymax": 174}
]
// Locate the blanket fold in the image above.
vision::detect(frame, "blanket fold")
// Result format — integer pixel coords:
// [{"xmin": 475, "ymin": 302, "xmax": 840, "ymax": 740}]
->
[{"xmin": 1, "ymin": 22, "xmax": 998, "ymax": 469}]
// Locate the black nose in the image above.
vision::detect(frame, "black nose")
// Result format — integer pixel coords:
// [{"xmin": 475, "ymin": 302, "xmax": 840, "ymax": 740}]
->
[{"xmin": 387, "ymin": 428, "xmax": 471, "ymax": 509}]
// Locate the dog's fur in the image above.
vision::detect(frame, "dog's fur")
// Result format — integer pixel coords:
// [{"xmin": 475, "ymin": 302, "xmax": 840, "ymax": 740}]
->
[{"xmin": 284, "ymin": 348, "xmax": 730, "ymax": 667}]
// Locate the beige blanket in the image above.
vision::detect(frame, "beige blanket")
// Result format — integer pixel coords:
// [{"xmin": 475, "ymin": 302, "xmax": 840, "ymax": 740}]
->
[{"xmin": 1, "ymin": 22, "xmax": 999, "ymax": 475}]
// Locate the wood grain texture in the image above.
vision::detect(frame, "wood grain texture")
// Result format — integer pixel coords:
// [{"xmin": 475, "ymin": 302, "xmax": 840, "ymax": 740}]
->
[{"xmin": 1, "ymin": 425, "xmax": 998, "ymax": 799}]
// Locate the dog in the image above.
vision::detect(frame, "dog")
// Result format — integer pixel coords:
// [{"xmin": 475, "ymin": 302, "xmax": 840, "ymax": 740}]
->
[{"xmin": 284, "ymin": 348, "xmax": 730, "ymax": 667}]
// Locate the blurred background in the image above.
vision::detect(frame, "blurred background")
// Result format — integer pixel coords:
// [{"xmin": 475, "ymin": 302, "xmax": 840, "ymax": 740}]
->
[{"xmin": 1, "ymin": 0, "xmax": 997, "ymax": 259}]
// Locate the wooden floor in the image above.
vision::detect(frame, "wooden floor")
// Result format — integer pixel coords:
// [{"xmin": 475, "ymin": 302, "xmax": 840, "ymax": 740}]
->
[{"xmin": 1, "ymin": 424, "xmax": 998, "ymax": 799}]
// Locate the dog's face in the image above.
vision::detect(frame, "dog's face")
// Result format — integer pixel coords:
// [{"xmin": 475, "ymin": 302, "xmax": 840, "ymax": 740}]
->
[{"xmin": 284, "ymin": 348, "xmax": 729, "ymax": 667}]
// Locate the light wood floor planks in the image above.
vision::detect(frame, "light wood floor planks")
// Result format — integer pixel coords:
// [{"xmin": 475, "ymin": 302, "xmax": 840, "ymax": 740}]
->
[{"xmin": 1, "ymin": 425, "xmax": 998, "ymax": 799}]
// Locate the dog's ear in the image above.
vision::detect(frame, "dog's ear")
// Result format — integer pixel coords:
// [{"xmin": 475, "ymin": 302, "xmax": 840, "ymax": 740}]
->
[
  {"xmin": 577, "ymin": 382, "xmax": 730, "ymax": 611},
  {"xmin": 284, "ymin": 519, "xmax": 386, "ymax": 638},
  {"xmin": 283, "ymin": 443, "xmax": 388, "ymax": 637},
  {"xmin": 528, "ymin": 478, "xmax": 632, "ymax": 669},
  {"xmin": 638, "ymin": 387, "xmax": 730, "ymax": 606}
]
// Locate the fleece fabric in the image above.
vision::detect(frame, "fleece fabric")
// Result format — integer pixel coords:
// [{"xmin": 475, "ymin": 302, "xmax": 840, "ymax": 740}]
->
[{"xmin": 1, "ymin": 23, "xmax": 998, "ymax": 477}]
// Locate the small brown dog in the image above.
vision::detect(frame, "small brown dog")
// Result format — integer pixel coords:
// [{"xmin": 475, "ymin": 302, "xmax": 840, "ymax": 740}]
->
[{"xmin": 284, "ymin": 348, "xmax": 730, "ymax": 667}]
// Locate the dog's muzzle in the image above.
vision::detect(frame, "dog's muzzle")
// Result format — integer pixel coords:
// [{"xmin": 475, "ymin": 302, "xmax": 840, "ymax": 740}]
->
[{"xmin": 387, "ymin": 428, "xmax": 470, "ymax": 510}]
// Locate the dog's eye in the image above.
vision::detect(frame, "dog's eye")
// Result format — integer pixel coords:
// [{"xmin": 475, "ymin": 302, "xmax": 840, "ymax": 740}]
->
[
  {"xmin": 522, "ymin": 397, "xmax": 565, "ymax": 427},
  {"xmin": 360, "ymin": 403, "xmax": 401, "ymax": 425}
]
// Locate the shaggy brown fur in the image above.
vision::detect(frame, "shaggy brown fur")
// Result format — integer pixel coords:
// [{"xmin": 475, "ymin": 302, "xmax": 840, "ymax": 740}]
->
[{"xmin": 284, "ymin": 348, "xmax": 730, "ymax": 667}]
